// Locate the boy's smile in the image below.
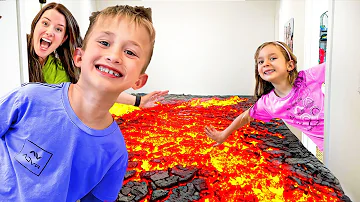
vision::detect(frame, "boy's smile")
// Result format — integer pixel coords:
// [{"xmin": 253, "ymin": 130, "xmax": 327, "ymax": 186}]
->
[
  {"xmin": 96, "ymin": 65, "xmax": 122, "ymax": 78},
  {"xmin": 74, "ymin": 15, "xmax": 151, "ymax": 96}
]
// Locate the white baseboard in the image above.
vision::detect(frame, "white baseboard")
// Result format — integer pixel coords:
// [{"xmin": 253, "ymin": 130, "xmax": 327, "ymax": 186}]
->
[{"xmin": 301, "ymin": 133, "xmax": 317, "ymax": 156}]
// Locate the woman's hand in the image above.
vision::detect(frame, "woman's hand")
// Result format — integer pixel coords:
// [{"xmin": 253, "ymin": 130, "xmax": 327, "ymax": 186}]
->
[{"xmin": 140, "ymin": 90, "xmax": 169, "ymax": 108}]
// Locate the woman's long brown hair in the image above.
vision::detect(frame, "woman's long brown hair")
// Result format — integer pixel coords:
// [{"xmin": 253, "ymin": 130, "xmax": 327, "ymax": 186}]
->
[{"xmin": 27, "ymin": 2, "xmax": 82, "ymax": 83}]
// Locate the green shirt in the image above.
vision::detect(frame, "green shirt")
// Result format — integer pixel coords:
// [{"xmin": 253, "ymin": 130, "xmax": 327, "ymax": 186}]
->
[{"xmin": 42, "ymin": 55, "xmax": 70, "ymax": 84}]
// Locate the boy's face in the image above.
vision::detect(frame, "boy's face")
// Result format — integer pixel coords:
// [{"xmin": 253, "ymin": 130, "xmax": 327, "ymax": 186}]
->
[{"xmin": 74, "ymin": 16, "xmax": 151, "ymax": 94}]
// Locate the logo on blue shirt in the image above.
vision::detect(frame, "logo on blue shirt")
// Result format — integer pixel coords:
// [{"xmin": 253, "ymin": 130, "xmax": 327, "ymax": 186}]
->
[{"xmin": 15, "ymin": 139, "xmax": 53, "ymax": 176}]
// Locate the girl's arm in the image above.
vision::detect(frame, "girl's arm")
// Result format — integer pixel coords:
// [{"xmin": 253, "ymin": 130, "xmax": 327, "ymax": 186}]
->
[{"xmin": 205, "ymin": 109, "xmax": 253, "ymax": 146}]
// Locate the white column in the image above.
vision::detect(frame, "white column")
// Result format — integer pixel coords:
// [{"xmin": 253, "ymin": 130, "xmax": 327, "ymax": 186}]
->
[
  {"xmin": 325, "ymin": 0, "xmax": 360, "ymax": 200},
  {"xmin": 0, "ymin": 0, "xmax": 22, "ymax": 96}
]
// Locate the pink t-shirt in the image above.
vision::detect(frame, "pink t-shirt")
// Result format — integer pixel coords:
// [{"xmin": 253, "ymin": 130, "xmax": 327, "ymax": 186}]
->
[{"xmin": 249, "ymin": 63, "xmax": 325, "ymax": 151}]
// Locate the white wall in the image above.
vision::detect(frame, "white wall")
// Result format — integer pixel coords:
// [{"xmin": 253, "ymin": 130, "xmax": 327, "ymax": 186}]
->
[
  {"xmin": 2, "ymin": 1, "xmax": 277, "ymax": 96},
  {"xmin": 18, "ymin": 0, "xmax": 94, "ymax": 39},
  {"xmin": 325, "ymin": 0, "xmax": 360, "ymax": 200},
  {"xmin": 277, "ymin": 0, "xmax": 305, "ymax": 72},
  {"xmin": 95, "ymin": 1, "xmax": 277, "ymax": 95},
  {"xmin": 0, "ymin": 0, "xmax": 22, "ymax": 96},
  {"xmin": 303, "ymin": 0, "xmax": 328, "ymax": 69},
  {"xmin": 58, "ymin": 0, "xmax": 95, "ymax": 38}
]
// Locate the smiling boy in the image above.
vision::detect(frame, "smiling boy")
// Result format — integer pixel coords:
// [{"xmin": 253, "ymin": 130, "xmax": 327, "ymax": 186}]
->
[{"xmin": 0, "ymin": 5, "xmax": 155, "ymax": 202}]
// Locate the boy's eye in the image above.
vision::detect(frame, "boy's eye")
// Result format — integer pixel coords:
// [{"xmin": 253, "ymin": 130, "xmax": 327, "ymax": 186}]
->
[
  {"xmin": 99, "ymin": 41, "xmax": 110, "ymax": 47},
  {"xmin": 125, "ymin": 50, "xmax": 137, "ymax": 57}
]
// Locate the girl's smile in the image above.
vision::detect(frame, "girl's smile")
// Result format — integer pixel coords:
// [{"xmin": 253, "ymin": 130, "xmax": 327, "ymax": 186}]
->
[
  {"xmin": 263, "ymin": 69, "xmax": 275, "ymax": 75},
  {"xmin": 257, "ymin": 44, "xmax": 290, "ymax": 84}
]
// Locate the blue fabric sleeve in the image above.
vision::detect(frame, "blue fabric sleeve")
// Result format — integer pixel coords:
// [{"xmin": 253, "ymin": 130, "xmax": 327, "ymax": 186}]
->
[
  {"xmin": 0, "ymin": 88, "xmax": 21, "ymax": 138},
  {"xmin": 91, "ymin": 152, "xmax": 128, "ymax": 201},
  {"xmin": 80, "ymin": 192, "xmax": 102, "ymax": 202}
]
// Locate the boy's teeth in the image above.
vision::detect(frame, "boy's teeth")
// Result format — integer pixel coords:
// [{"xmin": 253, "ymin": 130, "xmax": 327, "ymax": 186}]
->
[{"xmin": 98, "ymin": 66, "xmax": 121, "ymax": 77}]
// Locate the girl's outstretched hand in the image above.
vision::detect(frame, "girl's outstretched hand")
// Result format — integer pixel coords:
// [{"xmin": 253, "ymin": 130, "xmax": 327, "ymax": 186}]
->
[
  {"xmin": 140, "ymin": 90, "xmax": 169, "ymax": 108},
  {"xmin": 204, "ymin": 125, "xmax": 228, "ymax": 147}
]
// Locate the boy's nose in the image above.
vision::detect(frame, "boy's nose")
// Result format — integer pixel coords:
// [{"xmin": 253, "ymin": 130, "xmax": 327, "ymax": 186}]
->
[{"xmin": 106, "ymin": 52, "xmax": 123, "ymax": 64}]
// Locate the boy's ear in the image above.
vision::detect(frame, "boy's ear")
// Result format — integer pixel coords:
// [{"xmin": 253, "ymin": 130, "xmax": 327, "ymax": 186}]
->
[
  {"xmin": 73, "ymin": 48, "xmax": 83, "ymax": 68},
  {"xmin": 132, "ymin": 73, "xmax": 148, "ymax": 90}
]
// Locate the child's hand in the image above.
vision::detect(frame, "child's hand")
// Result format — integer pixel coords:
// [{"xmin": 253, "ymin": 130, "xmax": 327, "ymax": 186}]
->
[
  {"xmin": 204, "ymin": 125, "xmax": 227, "ymax": 147},
  {"xmin": 140, "ymin": 90, "xmax": 169, "ymax": 108}
]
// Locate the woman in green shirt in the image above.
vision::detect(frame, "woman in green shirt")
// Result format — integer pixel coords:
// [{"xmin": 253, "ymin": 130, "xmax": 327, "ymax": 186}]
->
[{"xmin": 28, "ymin": 2, "xmax": 168, "ymax": 107}]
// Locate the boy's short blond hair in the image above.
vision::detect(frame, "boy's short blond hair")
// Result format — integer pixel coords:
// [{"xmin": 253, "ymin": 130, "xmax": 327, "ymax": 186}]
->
[{"xmin": 83, "ymin": 5, "xmax": 156, "ymax": 73}]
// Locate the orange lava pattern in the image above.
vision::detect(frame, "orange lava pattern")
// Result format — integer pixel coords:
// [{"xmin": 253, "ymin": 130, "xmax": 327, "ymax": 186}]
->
[{"xmin": 111, "ymin": 96, "xmax": 342, "ymax": 202}]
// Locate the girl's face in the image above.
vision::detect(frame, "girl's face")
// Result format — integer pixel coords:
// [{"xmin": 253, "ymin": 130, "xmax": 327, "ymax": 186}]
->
[
  {"xmin": 256, "ymin": 44, "xmax": 292, "ymax": 84},
  {"xmin": 33, "ymin": 9, "xmax": 68, "ymax": 63}
]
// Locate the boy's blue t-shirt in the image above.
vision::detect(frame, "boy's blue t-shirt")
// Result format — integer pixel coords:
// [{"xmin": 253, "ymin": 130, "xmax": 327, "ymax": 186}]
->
[{"xmin": 0, "ymin": 82, "xmax": 128, "ymax": 202}]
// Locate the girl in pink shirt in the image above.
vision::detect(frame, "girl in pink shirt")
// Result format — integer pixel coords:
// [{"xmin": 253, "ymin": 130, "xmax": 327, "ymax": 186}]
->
[{"xmin": 205, "ymin": 41, "xmax": 325, "ymax": 151}]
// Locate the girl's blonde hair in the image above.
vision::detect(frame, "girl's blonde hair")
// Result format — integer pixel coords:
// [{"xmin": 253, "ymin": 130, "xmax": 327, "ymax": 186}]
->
[{"xmin": 253, "ymin": 41, "xmax": 298, "ymax": 100}]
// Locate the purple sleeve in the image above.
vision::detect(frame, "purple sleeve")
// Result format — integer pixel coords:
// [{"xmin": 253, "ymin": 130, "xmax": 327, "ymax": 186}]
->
[
  {"xmin": 91, "ymin": 152, "xmax": 128, "ymax": 201},
  {"xmin": 248, "ymin": 97, "xmax": 273, "ymax": 122},
  {"xmin": 0, "ymin": 88, "xmax": 21, "ymax": 138},
  {"xmin": 306, "ymin": 63, "xmax": 326, "ymax": 83}
]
